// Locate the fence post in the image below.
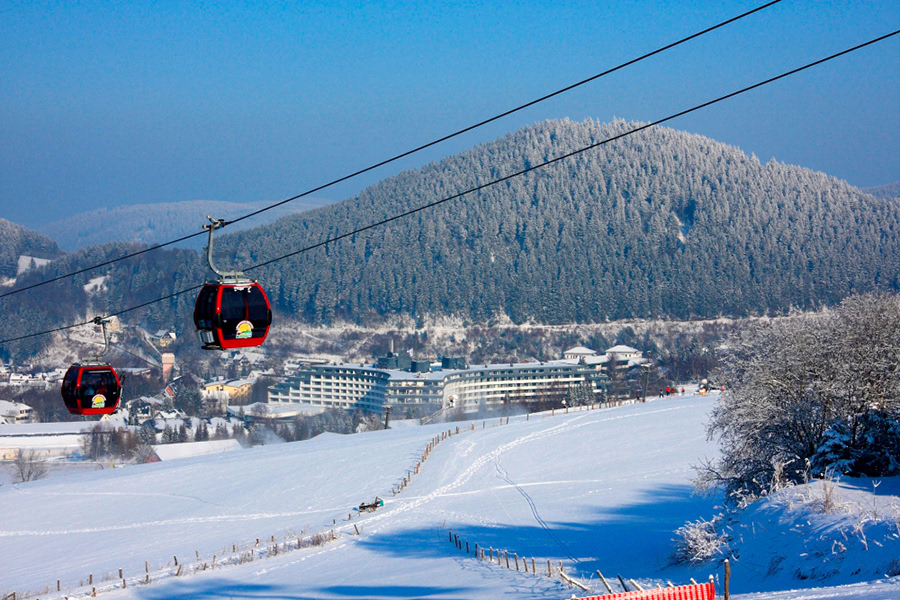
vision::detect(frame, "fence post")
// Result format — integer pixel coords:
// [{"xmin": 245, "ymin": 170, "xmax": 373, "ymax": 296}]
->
[
  {"xmin": 597, "ymin": 571, "xmax": 613, "ymax": 594},
  {"xmin": 532, "ymin": 557, "xmax": 536, "ymax": 574},
  {"xmin": 514, "ymin": 553, "xmax": 519, "ymax": 570},
  {"xmin": 89, "ymin": 573, "xmax": 93, "ymax": 585},
  {"xmin": 505, "ymin": 550, "xmax": 510, "ymax": 569},
  {"xmin": 547, "ymin": 559, "xmax": 552, "ymax": 576},
  {"xmin": 724, "ymin": 559, "xmax": 731, "ymax": 600}
]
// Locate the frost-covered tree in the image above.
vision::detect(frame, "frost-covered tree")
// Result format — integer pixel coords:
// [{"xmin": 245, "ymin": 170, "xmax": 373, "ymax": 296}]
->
[{"xmin": 698, "ymin": 293, "xmax": 900, "ymax": 505}]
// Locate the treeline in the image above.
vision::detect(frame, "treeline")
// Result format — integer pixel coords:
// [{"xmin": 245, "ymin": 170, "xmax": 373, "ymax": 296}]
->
[
  {"xmin": 262, "ymin": 410, "xmax": 383, "ymax": 443},
  {"xmin": 0, "ymin": 241, "xmax": 207, "ymax": 361}
]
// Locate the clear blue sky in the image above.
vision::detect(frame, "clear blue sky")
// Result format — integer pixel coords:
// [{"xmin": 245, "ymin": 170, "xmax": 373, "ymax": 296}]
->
[{"xmin": 1, "ymin": 0, "xmax": 897, "ymax": 228}]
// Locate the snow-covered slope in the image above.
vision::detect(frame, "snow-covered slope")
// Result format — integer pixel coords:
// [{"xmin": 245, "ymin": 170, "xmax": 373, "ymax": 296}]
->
[{"xmin": 2, "ymin": 395, "xmax": 897, "ymax": 599}]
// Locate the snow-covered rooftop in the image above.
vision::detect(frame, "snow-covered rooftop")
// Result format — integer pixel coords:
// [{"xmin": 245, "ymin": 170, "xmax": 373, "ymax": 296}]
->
[
  {"xmin": 606, "ymin": 344, "xmax": 640, "ymax": 354},
  {"xmin": 564, "ymin": 346, "xmax": 597, "ymax": 355}
]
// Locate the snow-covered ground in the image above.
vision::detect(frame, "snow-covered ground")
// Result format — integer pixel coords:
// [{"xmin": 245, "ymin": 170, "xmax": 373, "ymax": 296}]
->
[{"xmin": 1, "ymin": 394, "xmax": 897, "ymax": 599}]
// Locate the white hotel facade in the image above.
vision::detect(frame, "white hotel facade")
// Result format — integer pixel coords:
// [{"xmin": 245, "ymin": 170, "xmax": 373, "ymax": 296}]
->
[{"xmin": 267, "ymin": 346, "xmax": 640, "ymax": 415}]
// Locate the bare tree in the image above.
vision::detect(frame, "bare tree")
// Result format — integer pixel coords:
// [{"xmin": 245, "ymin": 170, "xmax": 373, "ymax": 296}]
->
[
  {"xmin": 11, "ymin": 448, "xmax": 49, "ymax": 483},
  {"xmin": 699, "ymin": 294, "xmax": 900, "ymax": 505}
]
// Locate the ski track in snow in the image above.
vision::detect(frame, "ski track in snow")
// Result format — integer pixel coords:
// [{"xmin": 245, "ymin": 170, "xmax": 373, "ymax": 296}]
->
[
  {"xmin": 13, "ymin": 487, "xmax": 226, "ymax": 507},
  {"xmin": 355, "ymin": 404, "xmax": 688, "ymax": 536},
  {"xmin": 493, "ymin": 453, "xmax": 578, "ymax": 564},
  {"xmin": 0, "ymin": 507, "xmax": 348, "ymax": 537}
]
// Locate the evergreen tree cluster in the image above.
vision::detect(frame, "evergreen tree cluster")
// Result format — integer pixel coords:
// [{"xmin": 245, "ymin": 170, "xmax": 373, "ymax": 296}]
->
[{"xmin": 0, "ymin": 218, "xmax": 62, "ymax": 279}]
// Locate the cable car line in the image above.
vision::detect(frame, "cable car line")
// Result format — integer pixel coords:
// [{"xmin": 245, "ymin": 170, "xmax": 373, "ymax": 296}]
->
[
  {"xmin": 0, "ymin": 28, "xmax": 896, "ymax": 347},
  {"xmin": 0, "ymin": 0, "xmax": 783, "ymax": 302}
]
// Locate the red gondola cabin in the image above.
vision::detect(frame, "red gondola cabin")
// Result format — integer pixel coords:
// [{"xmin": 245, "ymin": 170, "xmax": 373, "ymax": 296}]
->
[
  {"xmin": 61, "ymin": 364, "xmax": 122, "ymax": 416},
  {"xmin": 193, "ymin": 282, "xmax": 272, "ymax": 350}
]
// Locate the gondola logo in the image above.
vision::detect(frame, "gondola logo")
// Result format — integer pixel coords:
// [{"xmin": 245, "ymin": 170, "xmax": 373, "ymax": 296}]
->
[
  {"xmin": 91, "ymin": 394, "xmax": 106, "ymax": 408},
  {"xmin": 235, "ymin": 320, "xmax": 253, "ymax": 339}
]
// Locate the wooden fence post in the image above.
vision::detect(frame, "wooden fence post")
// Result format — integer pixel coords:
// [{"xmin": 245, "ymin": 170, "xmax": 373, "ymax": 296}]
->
[
  {"xmin": 505, "ymin": 550, "xmax": 510, "ymax": 569},
  {"xmin": 597, "ymin": 571, "xmax": 613, "ymax": 594},
  {"xmin": 532, "ymin": 557, "xmax": 536, "ymax": 574},
  {"xmin": 119, "ymin": 568, "xmax": 123, "ymax": 579},
  {"xmin": 514, "ymin": 553, "xmax": 519, "ymax": 570},
  {"xmin": 89, "ymin": 573, "xmax": 93, "ymax": 585},
  {"xmin": 547, "ymin": 559, "xmax": 552, "ymax": 576},
  {"xmin": 724, "ymin": 559, "xmax": 731, "ymax": 600}
]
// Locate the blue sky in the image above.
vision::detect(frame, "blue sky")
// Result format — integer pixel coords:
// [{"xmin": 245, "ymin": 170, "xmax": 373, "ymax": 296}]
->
[{"xmin": 1, "ymin": 0, "xmax": 897, "ymax": 229}]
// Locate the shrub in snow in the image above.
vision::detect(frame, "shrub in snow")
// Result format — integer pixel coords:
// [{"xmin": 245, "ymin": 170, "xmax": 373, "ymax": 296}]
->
[
  {"xmin": 10, "ymin": 448, "xmax": 48, "ymax": 483},
  {"xmin": 698, "ymin": 293, "xmax": 900, "ymax": 504},
  {"xmin": 670, "ymin": 517, "xmax": 729, "ymax": 565}
]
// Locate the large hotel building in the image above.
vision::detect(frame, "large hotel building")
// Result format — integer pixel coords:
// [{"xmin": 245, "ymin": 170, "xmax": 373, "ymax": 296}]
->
[{"xmin": 268, "ymin": 345, "xmax": 644, "ymax": 416}]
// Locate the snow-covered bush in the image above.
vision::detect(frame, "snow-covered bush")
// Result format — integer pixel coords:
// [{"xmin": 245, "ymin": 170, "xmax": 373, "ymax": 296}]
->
[
  {"xmin": 670, "ymin": 517, "xmax": 729, "ymax": 565},
  {"xmin": 698, "ymin": 294, "xmax": 900, "ymax": 503}
]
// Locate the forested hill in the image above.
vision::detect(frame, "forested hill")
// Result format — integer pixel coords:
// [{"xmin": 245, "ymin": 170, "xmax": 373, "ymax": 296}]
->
[
  {"xmin": 218, "ymin": 118, "xmax": 900, "ymax": 324},
  {"xmin": 2, "ymin": 119, "xmax": 899, "ymax": 361},
  {"xmin": 0, "ymin": 219, "xmax": 63, "ymax": 280}
]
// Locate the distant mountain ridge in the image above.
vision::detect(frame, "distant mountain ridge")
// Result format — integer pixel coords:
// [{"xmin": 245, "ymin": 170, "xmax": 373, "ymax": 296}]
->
[
  {"xmin": 863, "ymin": 182, "xmax": 900, "ymax": 200},
  {"xmin": 37, "ymin": 198, "xmax": 333, "ymax": 251}
]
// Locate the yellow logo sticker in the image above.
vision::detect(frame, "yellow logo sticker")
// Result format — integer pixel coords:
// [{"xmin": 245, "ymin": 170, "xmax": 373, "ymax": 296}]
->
[
  {"xmin": 235, "ymin": 320, "xmax": 253, "ymax": 339},
  {"xmin": 91, "ymin": 394, "xmax": 107, "ymax": 409}
]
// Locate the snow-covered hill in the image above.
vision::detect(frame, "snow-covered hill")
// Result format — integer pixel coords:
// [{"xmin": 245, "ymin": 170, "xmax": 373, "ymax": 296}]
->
[{"xmin": 2, "ymin": 394, "xmax": 898, "ymax": 599}]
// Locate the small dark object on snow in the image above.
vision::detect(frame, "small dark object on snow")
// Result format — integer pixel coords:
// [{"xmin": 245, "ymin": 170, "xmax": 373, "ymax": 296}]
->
[{"xmin": 358, "ymin": 496, "xmax": 384, "ymax": 512}]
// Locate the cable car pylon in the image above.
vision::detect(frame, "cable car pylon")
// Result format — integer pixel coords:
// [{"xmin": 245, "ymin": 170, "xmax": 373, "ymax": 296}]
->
[{"xmin": 193, "ymin": 217, "xmax": 272, "ymax": 350}]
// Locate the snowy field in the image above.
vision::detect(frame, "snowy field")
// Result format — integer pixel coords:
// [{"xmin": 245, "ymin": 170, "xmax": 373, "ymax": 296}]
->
[{"xmin": 1, "ymin": 394, "xmax": 898, "ymax": 599}]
